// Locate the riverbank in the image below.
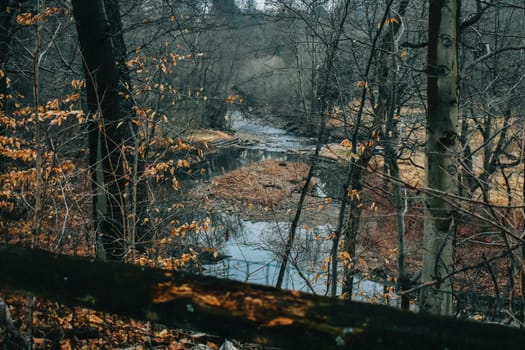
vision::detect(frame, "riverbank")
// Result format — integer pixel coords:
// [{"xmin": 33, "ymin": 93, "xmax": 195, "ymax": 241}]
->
[
  {"xmin": 180, "ymin": 115, "xmax": 421, "ymax": 285},
  {"xmin": 178, "ymin": 113, "xmax": 511, "ymax": 314}
]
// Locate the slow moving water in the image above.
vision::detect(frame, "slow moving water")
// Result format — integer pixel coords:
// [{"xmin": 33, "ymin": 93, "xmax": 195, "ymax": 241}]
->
[{"xmin": 194, "ymin": 112, "xmax": 390, "ymax": 301}]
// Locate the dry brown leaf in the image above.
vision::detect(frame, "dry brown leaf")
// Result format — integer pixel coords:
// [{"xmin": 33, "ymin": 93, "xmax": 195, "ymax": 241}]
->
[
  {"xmin": 88, "ymin": 314, "xmax": 105, "ymax": 325},
  {"xmin": 266, "ymin": 317, "xmax": 294, "ymax": 327},
  {"xmin": 157, "ymin": 329, "xmax": 170, "ymax": 338},
  {"xmin": 197, "ymin": 294, "xmax": 221, "ymax": 307},
  {"xmin": 179, "ymin": 337, "xmax": 192, "ymax": 344},
  {"xmin": 207, "ymin": 341, "xmax": 219, "ymax": 349}
]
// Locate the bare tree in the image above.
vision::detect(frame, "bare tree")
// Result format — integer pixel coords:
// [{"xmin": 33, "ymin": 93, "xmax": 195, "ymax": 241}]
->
[
  {"xmin": 420, "ymin": 0, "xmax": 460, "ymax": 316},
  {"xmin": 275, "ymin": 0, "xmax": 352, "ymax": 290},
  {"xmin": 72, "ymin": 0, "xmax": 128, "ymax": 261}
]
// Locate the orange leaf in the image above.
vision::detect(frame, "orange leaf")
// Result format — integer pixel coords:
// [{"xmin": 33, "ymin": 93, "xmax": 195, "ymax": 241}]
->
[
  {"xmin": 340, "ymin": 139, "xmax": 352, "ymax": 147},
  {"xmin": 88, "ymin": 314, "xmax": 105, "ymax": 325},
  {"xmin": 266, "ymin": 317, "xmax": 294, "ymax": 327},
  {"xmin": 207, "ymin": 342, "xmax": 219, "ymax": 349}
]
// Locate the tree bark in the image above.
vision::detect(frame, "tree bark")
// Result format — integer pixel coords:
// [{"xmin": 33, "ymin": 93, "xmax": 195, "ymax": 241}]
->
[
  {"xmin": 420, "ymin": 0, "xmax": 460, "ymax": 315},
  {"xmin": 0, "ymin": 1, "xmax": 19, "ymax": 175},
  {"xmin": 1, "ymin": 245, "xmax": 525, "ymax": 350},
  {"xmin": 71, "ymin": 0, "xmax": 127, "ymax": 260},
  {"xmin": 338, "ymin": 0, "xmax": 396, "ymax": 298},
  {"xmin": 103, "ymin": 0, "xmax": 152, "ymax": 249},
  {"xmin": 0, "ymin": 0, "xmax": 16, "ymax": 95},
  {"xmin": 377, "ymin": 0, "xmax": 410, "ymax": 310}
]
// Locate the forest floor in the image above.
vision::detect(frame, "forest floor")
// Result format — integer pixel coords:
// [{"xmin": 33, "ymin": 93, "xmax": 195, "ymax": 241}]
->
[{"xmin": 1, "ymin": 293, "xmax": 265, "ymax": 350}]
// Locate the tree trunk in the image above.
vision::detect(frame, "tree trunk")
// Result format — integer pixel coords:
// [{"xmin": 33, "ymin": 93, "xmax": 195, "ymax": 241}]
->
[
  {"xmin": 2, "ymin": 245, "xmax": 525, "ymax": 350},
  {"xmin": 103, "ymin": 0, "xmax": 152, "ymax": 249},
  {"xmin": 378, "ymin": 0, "xmax": 410, "ymax": 310},
  {"xmin": 338, "ymin": 0, "xmax": 397, "ymax": 298},
  {"xmin": 0, "ymin": 0, "xmax": 18, "ymax": 175},
  {"xmin": 71, "ymin": 0, "xmax": 127, "ymax": 261},
  {"xmin": 420, "ymin": 0, "xmax": 460, "ymax": 316},
  {"xmin": 0, "ymin": 0, "xmax": 16, "ymax": 96}
]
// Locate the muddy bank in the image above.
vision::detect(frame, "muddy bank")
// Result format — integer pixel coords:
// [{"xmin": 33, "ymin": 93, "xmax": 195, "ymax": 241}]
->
[{"xmin": 188, "ymin": 159, "xmax": 340, "ymax": 224}]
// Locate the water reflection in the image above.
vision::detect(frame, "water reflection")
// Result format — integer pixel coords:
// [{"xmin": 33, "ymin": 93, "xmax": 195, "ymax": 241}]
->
[
  {"xmin": 195, "ymin": 148, "xmax": 302, "ymax": 180},
  {"xmin": 187, "ymin": 146, "xmax": 347, "ymax": 199},
  {"xmin": 202, "ymin": 216, "xmax": 392, "ymax": 303},
  {"xmin": 183, "ymin": 112, "xmax": 393, "ymax": 303}
]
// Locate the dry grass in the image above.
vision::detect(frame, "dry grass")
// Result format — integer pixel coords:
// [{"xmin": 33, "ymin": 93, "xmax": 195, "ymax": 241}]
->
[
  {"xmin": 185, "ymin": 128, "xmax": 234, "ymax": 143},
  {"xmin": 321, "ymin": 138, "xmax": 524, "ymax": 205},
  {"xmin": 319, "ymin": 143, "xmax": 353, "ymax": 161},
  {"xmin": 209, "ymin": 160, "xmax": 310, "ymax": 207},
  {"xmin": 320, "ymin": 142, "xmax": 426, "ymax": 187}
]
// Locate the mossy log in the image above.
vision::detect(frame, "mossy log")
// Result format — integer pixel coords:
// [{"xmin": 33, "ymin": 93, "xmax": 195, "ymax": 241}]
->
[{"xmin": 1, "ymin": 245, "xmax": 524, "ymax": 349}]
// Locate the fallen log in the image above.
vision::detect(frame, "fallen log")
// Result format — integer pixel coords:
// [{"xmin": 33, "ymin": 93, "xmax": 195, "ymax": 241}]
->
[{"xmin": 0, "ymin": 244, "xmax": 524, "ymax": 349}]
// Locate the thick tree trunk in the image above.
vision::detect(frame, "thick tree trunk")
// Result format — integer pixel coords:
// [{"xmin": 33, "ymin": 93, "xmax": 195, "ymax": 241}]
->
[
  {"xmin": 103, "ymin": 0, "xmax": 152, "ymax": 248},
  {"xmin": 1, "ymin": 245, "xmax": 525, "ymax": 350},
  {"xmin": 420, "ymin": 0, "xmax": 460, "ymax": 315},
  {"xmin": 0, "ymin": 1, "xmax": 18, "ymax": 174},
  {"xmin": 71, "ymin": 0, "xmax": 127, "ymax": 260}
]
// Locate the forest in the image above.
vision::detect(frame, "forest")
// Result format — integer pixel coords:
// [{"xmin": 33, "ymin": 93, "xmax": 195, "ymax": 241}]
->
[{"xmin": 2, "ymin": 0, "xmax": 525, "ymax": 349}]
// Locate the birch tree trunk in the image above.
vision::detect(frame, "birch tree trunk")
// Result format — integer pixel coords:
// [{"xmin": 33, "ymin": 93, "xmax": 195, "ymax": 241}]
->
[{"xmin": 420, "ymin": 0, "xmax": 460, "ymax": 315}]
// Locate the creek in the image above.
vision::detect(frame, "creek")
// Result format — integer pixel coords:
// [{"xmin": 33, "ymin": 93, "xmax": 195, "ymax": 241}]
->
[{"xmin": 186, "ymin": 111, "xmax": 392, "ymax": 301}]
